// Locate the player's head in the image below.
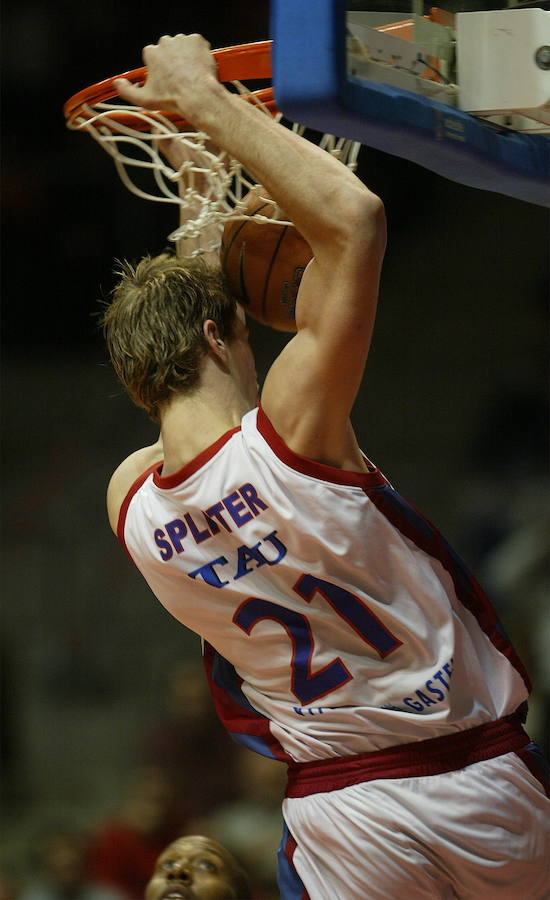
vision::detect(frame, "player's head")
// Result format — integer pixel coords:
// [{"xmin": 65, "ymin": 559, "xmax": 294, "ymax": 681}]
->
[
  {"xmin": 145, "ymin": 834, "xmax": 251, "ymax": 900},
  {"xmin": 102, "ymin": 253, "xmax": 242, "ymax": 423}
]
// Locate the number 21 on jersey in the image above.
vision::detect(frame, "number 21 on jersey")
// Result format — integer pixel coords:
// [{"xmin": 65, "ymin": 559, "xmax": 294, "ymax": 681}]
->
[{"xmin": 233, "ymin": 574, "xmax": 402, "ymax": 705}]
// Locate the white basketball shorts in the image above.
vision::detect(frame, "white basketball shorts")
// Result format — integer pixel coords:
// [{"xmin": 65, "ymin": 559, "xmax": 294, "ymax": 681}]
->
[{"xmin": 281, "ymin": 752, "xmax": 550, "ymax": 899}]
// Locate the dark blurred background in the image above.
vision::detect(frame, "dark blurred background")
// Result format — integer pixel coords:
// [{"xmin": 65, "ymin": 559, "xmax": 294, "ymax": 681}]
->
[{"xmin": 1, "ymin": 1, "xmax": 548, "ymax": 897}]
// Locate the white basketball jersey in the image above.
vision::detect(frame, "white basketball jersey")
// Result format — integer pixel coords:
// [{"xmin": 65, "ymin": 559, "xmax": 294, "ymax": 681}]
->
[{"xmin": 119, "ymin": 407, "xmax": 530, "ymax": 763}]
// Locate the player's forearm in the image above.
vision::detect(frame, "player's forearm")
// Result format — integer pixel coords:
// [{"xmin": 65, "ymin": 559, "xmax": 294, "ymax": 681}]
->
[{"xmin": 180, "ymin": 79, "xmax": 382, "ymax": 257}]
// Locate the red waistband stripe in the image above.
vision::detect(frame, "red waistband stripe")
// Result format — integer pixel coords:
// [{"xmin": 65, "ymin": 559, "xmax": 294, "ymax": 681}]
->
[{"xmin": 285, "ymin": 714, "xmax": 529, "ymax": 798}]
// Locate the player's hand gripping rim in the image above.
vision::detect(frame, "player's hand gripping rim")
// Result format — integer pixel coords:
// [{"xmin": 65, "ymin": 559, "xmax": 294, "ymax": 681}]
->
[{"xmin": 114, "ymin": 34, "xmax": 219, "ymax": 119}]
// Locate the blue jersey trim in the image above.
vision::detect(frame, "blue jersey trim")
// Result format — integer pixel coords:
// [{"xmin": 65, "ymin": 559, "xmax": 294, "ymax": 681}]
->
[
  {"xmin": 210, "ymin": 649, "xmax": 259, "ymax": 714},
  {"xmin": 277, "ymin": 822, "xmax": 309, "ymax": 900},
  {"xmin": 366, "ymin": 483, "xmax": 531, "ymax": 692},
  {"xmin": 229, "ymin": 731, "xmax": 279, "ymax": 759},
  {"xmin": 203, "ymin": 641, "xmax": 291, "ymax": 762}
]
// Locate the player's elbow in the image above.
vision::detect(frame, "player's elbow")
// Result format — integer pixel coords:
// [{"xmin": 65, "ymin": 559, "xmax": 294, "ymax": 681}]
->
[
  {"xmin": 309, "ymin": 188, "xmax": 386, "ymax": 266},
  {"xmin": 323, "ymin": 187, "xmax": 386, "ymax": 254},
  {"xmin": 346, "ymin": 190, "xmax": 386, "ymax": 250}
]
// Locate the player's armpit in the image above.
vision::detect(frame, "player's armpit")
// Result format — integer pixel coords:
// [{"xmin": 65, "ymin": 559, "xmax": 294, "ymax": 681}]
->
[{"xmin": 260, "ymin": 196, "xmax": 386, "ymax": 470}]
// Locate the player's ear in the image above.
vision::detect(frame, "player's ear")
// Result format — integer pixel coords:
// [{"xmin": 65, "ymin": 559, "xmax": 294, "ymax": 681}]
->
[{"xmin": 203, "ymin": 319, "xmax": 227, "ymax": 360}]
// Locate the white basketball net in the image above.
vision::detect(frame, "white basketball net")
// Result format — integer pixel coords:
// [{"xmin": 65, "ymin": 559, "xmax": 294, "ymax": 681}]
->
[{"xmin": 67, "ymin": 81, "xmax": 361, "ymax": 257}]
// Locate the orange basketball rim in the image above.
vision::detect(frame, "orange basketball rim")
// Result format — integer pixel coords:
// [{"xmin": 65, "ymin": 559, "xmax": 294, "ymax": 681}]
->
[{"xmin": 63, "ymin": 40, "xmax": 277, "ymax": 131}]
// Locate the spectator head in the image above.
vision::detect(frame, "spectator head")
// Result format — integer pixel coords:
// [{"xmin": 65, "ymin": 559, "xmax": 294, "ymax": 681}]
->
[{"xmin": 145, "ymin": 835, "xmax": 251, "ymax": 900}]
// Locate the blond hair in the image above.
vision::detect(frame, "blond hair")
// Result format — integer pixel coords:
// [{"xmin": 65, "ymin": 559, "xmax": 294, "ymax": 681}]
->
[{"xmin": 102, "ymin": 253, "xmax": 236, "ymax": 422}]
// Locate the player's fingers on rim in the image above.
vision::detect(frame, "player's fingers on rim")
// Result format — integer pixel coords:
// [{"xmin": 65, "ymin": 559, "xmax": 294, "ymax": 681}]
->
[
  {"xmin": 186, "ymin": 33, "xmax": 211, "ymax": 49},
  {"xmin": 113, "ymin": 77, "xmax": 136, "ymax": 99},
  {"xmin": 143, "ymin": 35, "xmax": 180, "ymax": 61},
  {"xmin": 160, "ymin": 33, "xmax": 192, "ymax": 45},
  {"xmin": 142, "ymin": 43, "xmax": 159, "ymax": 66}
]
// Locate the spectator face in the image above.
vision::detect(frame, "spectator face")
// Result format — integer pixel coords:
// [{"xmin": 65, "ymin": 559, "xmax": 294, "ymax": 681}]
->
[{"xmin": 145, "ymin": 836, "xmax": 246, "ymax": 900}]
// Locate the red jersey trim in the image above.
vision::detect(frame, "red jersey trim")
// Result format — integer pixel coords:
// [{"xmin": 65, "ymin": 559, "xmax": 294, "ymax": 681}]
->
[
  {"xmin": 256, "ymin": 406, "xmax": 387, "ymax": 488},
  {"xmin": 152, "ymin": 426, "xmax": 241, "ymax": 489},
  {"xmin": 117, "ymin": 461, "xmax": 160, "ymax": 559},
  {"xmin": 284, "ymin": 713, "xmax": 530, "ymax": 798}
]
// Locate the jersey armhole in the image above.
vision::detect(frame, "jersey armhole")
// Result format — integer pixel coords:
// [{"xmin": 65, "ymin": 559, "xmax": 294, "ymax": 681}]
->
[{"xmin": 256, "ymin": 405, "xmax": 387, "ymax": 489}]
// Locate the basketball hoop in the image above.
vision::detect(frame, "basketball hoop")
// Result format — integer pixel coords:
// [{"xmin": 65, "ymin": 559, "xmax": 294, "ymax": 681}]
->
[{"xmin": 64, "ymin": 41, "xmax": 361, "ymax": 256}]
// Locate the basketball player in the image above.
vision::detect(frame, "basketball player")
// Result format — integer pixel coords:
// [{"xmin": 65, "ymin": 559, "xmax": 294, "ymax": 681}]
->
[
  {"xmin": 104, "ymin": 34, "xmax": 550, "ymax": 900},
  {"xmin": 145, "ymin": 835, "xmax": 251, "ymax": 900}
]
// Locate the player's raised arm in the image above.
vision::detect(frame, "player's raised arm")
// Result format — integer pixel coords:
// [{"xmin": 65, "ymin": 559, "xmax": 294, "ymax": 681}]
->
[{"xmin": 115, "ymin": 33, "xmax": 386, "ymax": 469}]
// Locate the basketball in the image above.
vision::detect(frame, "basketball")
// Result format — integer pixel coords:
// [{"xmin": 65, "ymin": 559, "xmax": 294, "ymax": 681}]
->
[{"xmin": 221, "ymin": 190, "xmax": 313, "ymax": 333}]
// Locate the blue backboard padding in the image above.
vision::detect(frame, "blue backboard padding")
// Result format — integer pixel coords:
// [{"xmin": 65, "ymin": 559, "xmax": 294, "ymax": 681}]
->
[{"xmin": 271, "ymin": 0, "xmax": 549, "ymax": 207}]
